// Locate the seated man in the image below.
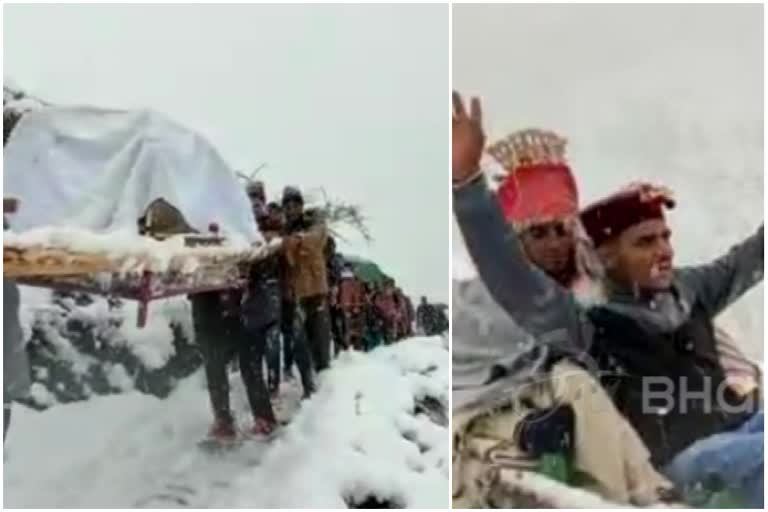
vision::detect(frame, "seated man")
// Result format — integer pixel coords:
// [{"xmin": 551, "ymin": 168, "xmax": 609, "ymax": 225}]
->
[
  {"xmin": 452, "ymin": 92, "xmax": 763, "ymax": 507},
  {"xmin": 580, "ymin": 185, "xmax": 763, "ymax": 507},
  {"xmin": 452, "ymin": 124, "xmax": 672, "ymax": 505}
]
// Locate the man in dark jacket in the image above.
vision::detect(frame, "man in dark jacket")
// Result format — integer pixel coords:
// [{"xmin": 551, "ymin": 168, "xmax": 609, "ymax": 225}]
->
[
  {"xmin": 190, "ymin": 289, "xmax": 254, "ymax": 441},
  {"xmin": 260, "ymin": 203, "xmax": 284, "ymax": 395},
  {"xmin": 189, "ymin": 186, "xmax": 291, "ymax": 440},
  {"xmin": 261, "ymin": 200, "xmax": 315, "ymax": 400},
  {"xmin": 239, "ymin": 249, "xmax": 280, "ymax": 435},
  {"xmin": 452, "ymin": 92, "xmax": 763, "ymax": 506},
  {"xmin": 325, "ymin": 237, "xmax": 347, "ymax": 355},
  {"xmin": 416, "ymin": 296, "xmax": 433, "ymax": 335}
]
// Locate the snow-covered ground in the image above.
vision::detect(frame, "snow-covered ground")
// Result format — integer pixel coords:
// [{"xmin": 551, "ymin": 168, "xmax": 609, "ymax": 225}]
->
[{"xmin": 4, "ymin": 337, "xmax": 448, "ymax": 508}]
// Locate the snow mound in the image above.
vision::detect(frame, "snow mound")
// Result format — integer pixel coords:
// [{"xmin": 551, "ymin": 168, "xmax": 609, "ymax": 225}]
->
[
  {"xmin": 218, "ymin": 336, "xmax": 449, "ymax": 508},
  {"xmin": 3, "ymin": 337, "xmax": 448, "ymax": 508},
  {"xmin": 16, "ymin": 285, "xmax": 196, "ymax": 409}
]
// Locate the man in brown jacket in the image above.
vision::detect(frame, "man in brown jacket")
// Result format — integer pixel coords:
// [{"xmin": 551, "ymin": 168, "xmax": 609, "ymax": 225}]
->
[{"xmin": 282, "ymin": 187, "xmax": 333, "ymax": 372}]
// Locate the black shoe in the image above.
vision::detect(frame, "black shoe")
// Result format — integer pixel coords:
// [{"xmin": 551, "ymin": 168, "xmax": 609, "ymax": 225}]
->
[{"xmin": 657, "ymin": 486, "xmax": 686, "ymax": 505}]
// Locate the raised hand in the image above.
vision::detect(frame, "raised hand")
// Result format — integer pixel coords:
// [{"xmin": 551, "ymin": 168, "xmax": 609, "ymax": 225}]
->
[{"xmin": 452, "ymin": 91, "xmax": 486, "ymax": 186}]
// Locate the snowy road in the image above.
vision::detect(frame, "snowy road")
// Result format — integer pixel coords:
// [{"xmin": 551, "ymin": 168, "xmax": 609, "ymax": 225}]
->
[{"xmin": 4, "ymin": 337, "xmax": 449, "ymax": 508}]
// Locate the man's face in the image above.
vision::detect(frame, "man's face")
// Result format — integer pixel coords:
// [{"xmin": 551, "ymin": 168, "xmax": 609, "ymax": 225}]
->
[
  {"xmin": 247, "ymin": 183, "xmax": 266, "ymax": 205},
  {"xmin": 266, "ymin": 205, "xmax": 284, "ymax": 229},
  {"xmin": 284, "ymin": 200, "xmax": 303, "ymax": 223},
  {"xmin": 605, "ymin": 218, "xmax": 675, "ymax": 291},
  {"xmin": 519, "ymin": 219, "xmax": 575, "ymax": 280},
  {"xmin": 250, "ymin": 199, "xmax": 265, "ymax": 221}
]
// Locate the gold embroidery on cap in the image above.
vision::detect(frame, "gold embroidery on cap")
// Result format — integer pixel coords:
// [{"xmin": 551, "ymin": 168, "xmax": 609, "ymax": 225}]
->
[{"xmin": 487, "ymin": 129, "xmax": 568, "ymax": 184}]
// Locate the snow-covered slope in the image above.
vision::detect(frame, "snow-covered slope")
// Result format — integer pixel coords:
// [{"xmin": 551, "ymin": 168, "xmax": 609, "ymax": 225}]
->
[{"xmin": 4, "ymin": 337, "xmax": 448, "ymax": 508}]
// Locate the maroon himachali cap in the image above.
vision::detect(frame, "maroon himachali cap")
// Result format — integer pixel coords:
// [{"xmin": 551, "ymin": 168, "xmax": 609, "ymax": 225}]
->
[{"xmin": 579, "ymin": 183, "xmax": 676, "ymax": 247}]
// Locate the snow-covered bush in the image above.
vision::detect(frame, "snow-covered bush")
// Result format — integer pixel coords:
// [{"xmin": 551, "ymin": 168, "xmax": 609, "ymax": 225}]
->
[{"xmin": 19, "ymin": 288, "xmax": 202, "ymax": 410}]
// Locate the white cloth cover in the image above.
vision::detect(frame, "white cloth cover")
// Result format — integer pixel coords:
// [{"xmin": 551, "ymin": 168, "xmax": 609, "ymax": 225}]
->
[{"xmin": 4, "ymin": 106, "xmax": 260, "ymax": 243}]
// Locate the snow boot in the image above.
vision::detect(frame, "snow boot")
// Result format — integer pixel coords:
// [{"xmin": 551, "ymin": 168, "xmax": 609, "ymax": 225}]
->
[
  {"xmin": 207, "ymin": 415, "xmax": 237, "ymax": 444},
  {"xmin": 247, "ymin": 417, "xmax": 277, "ymax": 440}
]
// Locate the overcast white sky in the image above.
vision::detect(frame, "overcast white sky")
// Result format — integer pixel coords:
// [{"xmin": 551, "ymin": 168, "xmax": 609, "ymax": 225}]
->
[{"xmin": 4, "ymin": 3, "xmax": 449, "ymax": 301}]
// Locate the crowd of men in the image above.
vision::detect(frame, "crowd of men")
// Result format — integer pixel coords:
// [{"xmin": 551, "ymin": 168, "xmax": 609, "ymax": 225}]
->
[{"xmin": 189, "ymin": 182, "xmax": 444, "ymax": 443}]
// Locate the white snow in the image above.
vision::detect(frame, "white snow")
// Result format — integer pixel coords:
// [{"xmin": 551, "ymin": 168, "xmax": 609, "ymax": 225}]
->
[
  {"xmin": 3, "ymin": 337, "xmax": 448, "ymax": 509},
  {"xmin": 4, "ymin": 96, "xmax": 43, "ymax": 113},
  {"xmin": 17, "ymin": 287, "xmax": 193, "ymax": 378},
  {"xmin": 106, "ymin": 363, "xmax": 135, "ymax": 392},
  {"xmin": 117, "ymin": 313, "xmax": 176, "ymax": 370},
  {"xmin": 5, "ymin": 226, "xmax": 264, "ymax": 274},
  {"xmin": 4, "ymin": 106, "xmax": 262, "ymax": 244},
  {"xmin": 26, "ymin": 382, "xmax": 57, "ymax": 409},
  {"xmin": 220, "ymin": 337, "xmax": 449, "ymax": 509}
]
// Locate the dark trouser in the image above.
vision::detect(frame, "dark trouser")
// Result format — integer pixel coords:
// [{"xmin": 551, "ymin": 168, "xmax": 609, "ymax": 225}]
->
[
  {"xmin": 383, "ymin": 321, "xmax": 397, "ymax": 345},
  {"xmin": 283, "ymin": 302, "xmax": 315, "ymax": 397},
  {"xmin": 198, "ymin": 319, "xmax": 275, "ymax": 424},
  {"xmin": 281, "ymin": 299, "xmax": 296, "ymax": 374},
  {"xmin": 330, "ymin": 306, "xmax": 346, "ymax": 356},
  {"xmin": 4, "ymin": 402, "xmax": 11, "ymax": 442},
  {"xmin": 265, "ymin": 324, "xmax": 281, "ymax": 394},
  {"xmin": 300, "ymin": 295, "xmax": 332, "ymax": 372},
  {"xmin": 343, "ymin": 310, "xmax": 365, "ymax": 350},
  {"xmin": 240, "ymin": 324, "xmax": 277, "ymax": 424}
]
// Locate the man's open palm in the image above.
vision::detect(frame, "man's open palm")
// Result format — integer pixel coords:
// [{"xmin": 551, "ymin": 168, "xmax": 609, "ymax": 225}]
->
[{"xmin": 452, "ymin": 91, "xmax": 485, "ymax": 184}]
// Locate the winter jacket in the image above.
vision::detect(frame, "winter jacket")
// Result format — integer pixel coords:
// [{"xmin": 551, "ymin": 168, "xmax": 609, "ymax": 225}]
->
[
  {"xmin": 339, "ymin": 276, "xmax": 365, "ymax": 311},
  {"xmin": 453, "ymin": 175, "xmax": 764, "ymax": 458},
  {"xmin": 283, "ymin": 213, "xmax": 329, "ymax": 300},
  {"xmin": 189, "ymin": 289, "xmax": 243, "ymax": 336},
  {"xmin": 327, "ymin": 251, "xmax": 345, "ymax": 291},
  {"xmin": 241, "ymin": 250, "xmax": 282, "ymax": 332},
  {"xmin": 4, "ymin": 280, "xmax": 31, "ymax": 402},
  {"xmin": 452, "ymin": 277, "xmax": 551, "ymax": 413},
  {"xmin": 416, "ymin": 303, "xmax": 431, "ymax": 331},
  {"xmin": 588, "ymin": 300, "xmax": 755, "ymax": 466}
]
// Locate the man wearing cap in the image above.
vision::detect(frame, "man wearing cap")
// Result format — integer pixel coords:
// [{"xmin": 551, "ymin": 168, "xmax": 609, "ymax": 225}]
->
[
  {"xmin": 452, "ymin": 92, "xmax": 763, "ymax": 506},
  {"xmin": 452, "ymin": 107, "xmax": 672, "ymax": 505},
  {"xmin": 243, "ymin": 193, "xmax": 285, "ymax": 399},
  {"xmin": 281, "ymin": 186, "xmax": 334, "ymax": 373}
]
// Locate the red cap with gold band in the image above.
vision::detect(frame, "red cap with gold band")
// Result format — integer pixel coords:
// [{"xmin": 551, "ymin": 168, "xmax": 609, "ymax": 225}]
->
[
  {"xmin": 579, "ymin": 183, "xmax": 676, "ymax": 247},
  {"xmin": 488, "ymin": 129, "xmax": 579, "ymax": 228}
]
